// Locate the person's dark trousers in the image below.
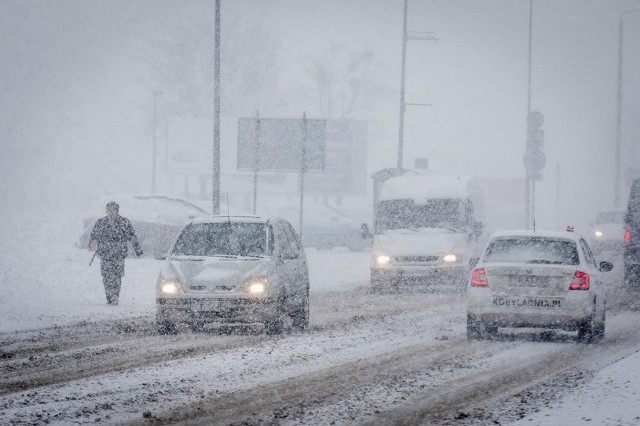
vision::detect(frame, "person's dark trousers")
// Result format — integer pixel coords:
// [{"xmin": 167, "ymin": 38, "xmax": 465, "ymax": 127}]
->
[{"xmin": 101, "ymin": 258, "xmax": 125, "ymax": 305}]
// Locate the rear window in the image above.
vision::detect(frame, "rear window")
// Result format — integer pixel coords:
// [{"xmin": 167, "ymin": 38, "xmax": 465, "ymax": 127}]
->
[
  {"xmin": 172, "ymin": 222, "xmax": 267, "ymax": 257},
  {"xmin": 483, "ymin": 237, "xmax": 579, "ymax": 265}
]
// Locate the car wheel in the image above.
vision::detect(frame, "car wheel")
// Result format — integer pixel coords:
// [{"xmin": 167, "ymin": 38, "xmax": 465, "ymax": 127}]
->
[
  {"xmin": 291, "ymin": 292, "xmax": 310, "ymax": 331},
  {"xmin": 593, "ymin": 302, "xmax": 606, "ymax": 340},
  {"xmin": 265, "ymin": 296, "xmax": 285, "ymax": 335},
  {"xmin": 467, "ymin": 315, "xmax": 497, "ymax": 340},
  {"xmin": 157, "ymin": 319, "xmax": 177, "ymax": 335},
  {"xmin": 578, "ymin": 306, "xmax": 597, "ymax": 343},
  {"xmin": 290, "ymin": 282, "xmax": 310, "ymax": 331}
]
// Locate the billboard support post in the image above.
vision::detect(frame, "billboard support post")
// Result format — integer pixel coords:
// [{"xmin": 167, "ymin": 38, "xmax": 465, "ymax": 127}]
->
[
  {"xmin": 298, "ymin": 112, "xmax": 308, "ymax": 239},
  {"xmin": 252, "ymin": 110, "xmax": 261, "ymax": 214}
]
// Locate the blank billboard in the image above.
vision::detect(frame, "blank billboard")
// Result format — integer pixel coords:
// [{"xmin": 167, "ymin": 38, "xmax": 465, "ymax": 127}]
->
[{"xmin": 237, "ymin": 117, "xmax": 326, "ymax": 172}]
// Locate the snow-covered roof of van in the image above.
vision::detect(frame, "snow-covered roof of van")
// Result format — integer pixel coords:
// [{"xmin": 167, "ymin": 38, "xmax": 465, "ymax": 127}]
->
[{"xmin": 379, "ymin": 175, "xmax": 479, "ymax": 201}]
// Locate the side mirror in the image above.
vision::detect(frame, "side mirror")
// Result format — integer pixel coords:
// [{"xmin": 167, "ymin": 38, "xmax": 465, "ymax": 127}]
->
[
  {"xmin": 360, "ymin": 223, "xmax": 373, "ymax": 240},
  {"xmin": 280, "ymin": 251, "xmax": 299, "ymax": 261},
  {"xmin": 469, "ymin": 258, "xmax": 480, "ymax": 269},
  {"xmin": 599, "ymin": 261, "xmax": 613, "ymax": 272}
]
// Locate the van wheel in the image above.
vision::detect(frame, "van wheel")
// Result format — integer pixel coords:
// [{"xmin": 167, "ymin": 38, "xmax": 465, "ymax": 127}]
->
[{"xmin": 157, "ymin": 319, "xmax": 177, "ymax": 335}]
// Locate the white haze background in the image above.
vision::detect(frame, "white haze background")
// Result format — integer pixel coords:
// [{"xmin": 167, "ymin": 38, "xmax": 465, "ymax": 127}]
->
[{"xmin": 1, "ymin": 0, "xmax": 640, "ymax": 424}]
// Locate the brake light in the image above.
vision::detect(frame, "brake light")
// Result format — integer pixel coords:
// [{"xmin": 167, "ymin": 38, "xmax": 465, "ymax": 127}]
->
[
  {"xmin": 470, "ymin": 268, "xmax": 488, "ymax": 287},
  {"xmin": 625, "ymin": 230, "xmax": 631, "ymax": 242},
  {"xmin": 569, "ymin": 271, "xmax": 590, "ymax": 290}
]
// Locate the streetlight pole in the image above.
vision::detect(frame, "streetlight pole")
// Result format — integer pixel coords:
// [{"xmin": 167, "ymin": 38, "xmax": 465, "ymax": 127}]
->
[
  {"xmin": 397, "ymin": 0, "xmax": 436, "ymax": 170},
  {"xmin": 525, "ymin": 0, "xmax": 533, "ymax": 229},
  {"xmin": 212, "ymin": 0, "xmax": 221, "ymax": 215},
  {"xmin": 614, "ymin": 8, "xmax": 640, "ymax": 208},
  {"xmin": 152, "ymin": 90, "xmax": 163, "ymax": 194}
]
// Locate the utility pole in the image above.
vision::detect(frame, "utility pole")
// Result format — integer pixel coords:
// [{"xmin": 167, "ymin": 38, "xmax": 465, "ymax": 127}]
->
[
  {"xmin": 615, "ymin": 8, "xmax": 640, "ymax": 208},
  {"xmin": 151, "ymin": 90, "xmax": 163, "ymax": 194},
  {"xmin": 525, "ymin": 0, "xmax": 533, "ymax": 229},
  {"xmin": 397, "ymin": 0, "xmax": 436, "ymax": 170},
  {"xmin": 212, "ymin": 0, "xmax": 221, "ymax": 214}
]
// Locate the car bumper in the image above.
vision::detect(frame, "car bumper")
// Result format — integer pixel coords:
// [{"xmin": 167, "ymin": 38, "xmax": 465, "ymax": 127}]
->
[
  {"xmin": 157, "ymin": 296, "xmax": 278, "ymax": 325},
  {"xmin": 467, "ymin": 290, "xmax": 594, "ymax": 330},
  {"xmin": 371, "ymin": 265, "xmax": 468, "ymax": 287}
]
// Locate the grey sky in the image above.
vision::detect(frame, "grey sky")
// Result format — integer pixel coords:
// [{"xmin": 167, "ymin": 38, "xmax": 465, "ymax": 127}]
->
[{"xmin": 1, "ymin": 0, "xmax": 639, "ymax": 234}]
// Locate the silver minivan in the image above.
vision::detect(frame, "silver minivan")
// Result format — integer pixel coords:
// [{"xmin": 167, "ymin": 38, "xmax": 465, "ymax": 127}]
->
[{"xmin": 156, "ymin": 215, "xmax": 310, "ymax": 334}]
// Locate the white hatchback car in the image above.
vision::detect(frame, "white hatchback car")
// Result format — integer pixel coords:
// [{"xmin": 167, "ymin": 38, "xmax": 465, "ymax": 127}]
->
[
  {"xmin": 156, "ymin": 215, "xmax": 310, "ymax": 334},
  {"xmin": 467, "ymin": 230, "xmax": 613, "ymax": 342}
]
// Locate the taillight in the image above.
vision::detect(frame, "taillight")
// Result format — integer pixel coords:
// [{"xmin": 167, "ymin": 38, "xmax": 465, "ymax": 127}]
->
[
  {"xmin": 470, "ymin": 268, "xmax": 488, "ymax": 287},
  {"xmin": 625, "ymin": 230, "xmax": 631, "ymax": 242},
  {"xmin": 569, "ymin": 271, "xmax": 590, "ymax": 290}
]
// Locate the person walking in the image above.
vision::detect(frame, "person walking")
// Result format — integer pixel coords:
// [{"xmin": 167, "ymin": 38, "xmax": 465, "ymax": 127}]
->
[{"xmin": 89, "ymin": 201, "xmax": 143, "ymax": 305}]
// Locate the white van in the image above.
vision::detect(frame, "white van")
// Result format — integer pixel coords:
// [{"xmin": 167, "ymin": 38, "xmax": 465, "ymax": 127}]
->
[{"xmin": 370, "ymin": 174, "xmax": 485, "ymax": 292}]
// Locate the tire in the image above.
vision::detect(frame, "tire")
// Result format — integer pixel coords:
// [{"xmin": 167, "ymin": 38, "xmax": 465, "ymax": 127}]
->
[
  {"xmin": 265, "ymin": 296, "xmax": 285, "ymax": 335},
  {"xmin": 467, "ymin": 315, "xmax": 497, "ymax": 340},
  {"xmin": 593, "ymin": 302, "xmax": 606, "ymax": 340},
  {"xmin": 578, "ymin": 305, "xmax": 597, "ymax": 343},
  {"xmin": 291, "ymin": 286, "xmax": 310, "ymax": 331},
  {"xmin": 157, "ymin": 319, "xmax": 177, "ymax": 335}
]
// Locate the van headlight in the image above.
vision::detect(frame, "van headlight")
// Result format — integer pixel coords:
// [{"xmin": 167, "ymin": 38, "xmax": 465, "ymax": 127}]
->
[
  {"xmin": 244, "ymin": 277, "xmax": 268, "ymax": 294},
  {"xmin": 159, "ymin": 278, "xmax": 182, "ymax": 295},
  {"xmin": 594, "ymin": 230, "xmax": 603, "ymax": 238},
  {"xmin": 374, "ymin": 254, "xmax": 391, "ymax": 267},
  {"xmin": 442, "ymin": 253, "xmax": 460, "ymax": 263}
]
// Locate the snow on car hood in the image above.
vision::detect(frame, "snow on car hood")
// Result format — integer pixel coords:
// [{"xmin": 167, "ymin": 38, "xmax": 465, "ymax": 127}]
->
[
  {"xmin": 168, "ymin": 256, "xmax": 273, "ymax": 290},
  {"xmin": 374, "ymin": 228, "xmax": 470, "ymax": 256}
]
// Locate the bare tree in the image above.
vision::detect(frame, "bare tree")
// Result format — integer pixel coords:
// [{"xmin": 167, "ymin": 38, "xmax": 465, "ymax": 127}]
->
[
  {"xmin": 145, "ymin": 15, "xmax": 283, "ymax": 119},
  {"xmin": 298, "ymin": 43, "xmax": 392, "ymax": 119}
]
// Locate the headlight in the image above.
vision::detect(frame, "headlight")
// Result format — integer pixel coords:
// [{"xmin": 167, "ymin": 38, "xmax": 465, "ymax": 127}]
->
[
  {"xmin": 443, "ymin": 253, "xmax": 459, "ymax": 263},
  {"xmin": 374, "ymin": 254, "xmax": 391, "ymax": 266},
  {"xmin": 159, "ymin": 278, "xmax": 182, "ymax": 295},
  {"xmin": 594, "ymin": 230, "xmax": 603, "ymax": 238},
  {"xmin": 244, "ymin": 277, "xmax": 268, "ymax": 294}
]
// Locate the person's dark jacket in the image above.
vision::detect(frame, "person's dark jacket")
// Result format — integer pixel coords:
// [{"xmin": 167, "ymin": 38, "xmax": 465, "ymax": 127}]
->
[{"xmin": 90, "ymin": 216, "xmax": 143, "ymax": 260}]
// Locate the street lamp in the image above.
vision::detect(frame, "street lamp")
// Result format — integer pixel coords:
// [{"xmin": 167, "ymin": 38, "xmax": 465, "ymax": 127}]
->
[
  {"xmin": 614, "ymin": 8, "xmax": 640, "ymax": 208},
  {"xmin": 397, "ymin": 0, "xmax": 436, "ymax": 170},
  {"xmin": 152, "ymin": 90, "xmax": 164, "ymax": 194}
]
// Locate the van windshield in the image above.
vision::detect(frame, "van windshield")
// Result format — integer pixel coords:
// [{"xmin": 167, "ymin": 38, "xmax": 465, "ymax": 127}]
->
[{"xmin": 376, "ymin": 199, "xmax": 464, "ymax": 232}]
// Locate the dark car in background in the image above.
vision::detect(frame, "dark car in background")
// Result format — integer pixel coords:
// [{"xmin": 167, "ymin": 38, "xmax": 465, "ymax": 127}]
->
[
  {"xmin": 625, "ymin": 179, "xmax": 640, "ymax": 290},
  {"xmin": 77, "ymin": 195, "xmax": 208, "ymax": 257}
]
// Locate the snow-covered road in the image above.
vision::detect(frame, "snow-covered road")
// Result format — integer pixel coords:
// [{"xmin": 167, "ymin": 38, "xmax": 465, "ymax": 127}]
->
[{"xmin": 2, "ymin": 245, "xmax": 640, "ymax": 425}]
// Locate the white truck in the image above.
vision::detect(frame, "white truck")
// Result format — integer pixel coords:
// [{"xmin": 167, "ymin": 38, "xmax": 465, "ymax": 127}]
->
[{"xmin": 370, "ymin": 174, "xmax": 486, "ymax": 292}]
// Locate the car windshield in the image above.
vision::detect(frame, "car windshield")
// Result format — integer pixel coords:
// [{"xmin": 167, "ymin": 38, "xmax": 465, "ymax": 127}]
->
[
  {"xmin": 483, "ymin": 237, "xmax": 579, "ymax": 265},
  {"xmin": 376, "ymin": 198, "xmax": 464, "ymax": 231},
  {"xmin": 172, "ymin": 222, "xmax": 267, "ymax": 257}
]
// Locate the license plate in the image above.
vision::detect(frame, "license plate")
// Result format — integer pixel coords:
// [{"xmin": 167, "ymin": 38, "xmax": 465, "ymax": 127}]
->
[
  {"xmin": 190, "ymin": 300, "xmax": 223, "ymax": 311},
  {"xmin": 492, "ymin": 297, "xmax": 562, "ymax": 308},
  {"xmin": 510, "ymin": 275, "xmax": 550, "ymax": 287}
]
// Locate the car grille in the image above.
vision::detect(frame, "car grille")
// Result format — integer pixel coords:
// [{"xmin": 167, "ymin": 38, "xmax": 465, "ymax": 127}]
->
[{"xmin": 395, "ymin": 256, "xmax": 439, "ymax": 264}]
